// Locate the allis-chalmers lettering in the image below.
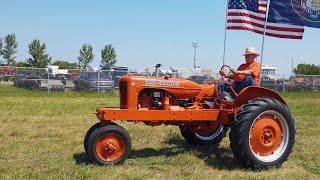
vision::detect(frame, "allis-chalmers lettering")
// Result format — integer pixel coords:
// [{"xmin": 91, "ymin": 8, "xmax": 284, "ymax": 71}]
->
[{"xmin": 144, "ymin": 80, "xmax": 179, "ymax": 87}]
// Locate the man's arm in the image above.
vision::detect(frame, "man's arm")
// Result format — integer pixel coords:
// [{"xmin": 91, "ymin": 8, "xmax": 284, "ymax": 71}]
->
[
  {"xmin": 231, "ymin": 63, "xmax": 260, "ymax": 76},
  {"xmin": 233, "ymin": 69, "xmax": 253, "ymax": 75}
]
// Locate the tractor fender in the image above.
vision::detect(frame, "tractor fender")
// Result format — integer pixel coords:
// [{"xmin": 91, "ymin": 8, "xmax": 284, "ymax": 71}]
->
[{"xmin": 233, "ymin": 86, "xmax": 287, "ymax": 108}]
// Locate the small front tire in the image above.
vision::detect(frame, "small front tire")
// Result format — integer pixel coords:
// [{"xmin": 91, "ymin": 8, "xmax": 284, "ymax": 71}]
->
[
  {"xmin": 87, "ymin": 124, "xmax": 131, "ymax": 165},
  {"xmin": 84, "ymin": 123, "xmax": 102, "ymax": 155}
]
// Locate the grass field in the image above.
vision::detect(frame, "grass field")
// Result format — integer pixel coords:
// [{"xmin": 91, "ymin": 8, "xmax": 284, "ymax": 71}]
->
[{"xmin": 0, "ymin": 82, "xmax": 319, "ymax": 179}]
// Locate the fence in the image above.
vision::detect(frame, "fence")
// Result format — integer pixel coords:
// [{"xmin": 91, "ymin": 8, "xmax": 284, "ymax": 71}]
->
[
  {"xmin": 0, "ymin": 66, "xmax": 128, "ymax": 93},
  {"xmin": 1, "ymin": 66, "xmax": 320, "ymax": 93},
  {"xmin": 261, "ymin": 74, "xmax": 320, "ymax": 92}
]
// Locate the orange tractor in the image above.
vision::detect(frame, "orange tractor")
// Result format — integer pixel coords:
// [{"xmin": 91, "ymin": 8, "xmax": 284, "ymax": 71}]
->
[{"xmin": 84, "ymin": 65, "xmax": 295, "ymax": 169}]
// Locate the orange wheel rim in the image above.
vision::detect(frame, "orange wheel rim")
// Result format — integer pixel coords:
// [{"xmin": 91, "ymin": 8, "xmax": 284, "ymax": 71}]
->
[
  {"xmin": 95, "ymin": 133, "xmax": 125, "ymax": 162},
  {"xmin": 250, "ymin": 114, "xmax": 282, "ymax": 156}
]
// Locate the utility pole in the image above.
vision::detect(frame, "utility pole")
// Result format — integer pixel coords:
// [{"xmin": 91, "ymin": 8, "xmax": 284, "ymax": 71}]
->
[
  {"xmin": 291, "ymin": 58, "xmax": 294, "ymax": 77},
  {"xmin": 192, "ymin": 42, "xmax": 199, "ymax": 69}
]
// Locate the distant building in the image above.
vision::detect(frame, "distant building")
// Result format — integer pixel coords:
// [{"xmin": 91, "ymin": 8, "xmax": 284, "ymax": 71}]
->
[
  {"xmin": 175, "ymin": 67, "xmax": 213, "ymax": 78},
  {"xmin": 261, "ymin": 65, "xmax": 277, "ymax": 80},
  {"xmin": 158, "ymin": 67, "xmax": 180, "ymax": 78},
  {"xmin": 47, "ymin": 65, "xmax": 69, "ymax": 76}
]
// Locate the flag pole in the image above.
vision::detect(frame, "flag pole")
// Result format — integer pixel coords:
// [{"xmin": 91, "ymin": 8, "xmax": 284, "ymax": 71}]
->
[
  {"xmin": 222, "ymin": 0, "xmax": 230, "ymax": 66},
  {"xmin": 259, "ymin": 0, "xmax": 271, "ymax": 84}
]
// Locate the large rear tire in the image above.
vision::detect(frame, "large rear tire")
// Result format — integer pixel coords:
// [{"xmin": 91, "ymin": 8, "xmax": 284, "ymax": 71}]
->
[
  {"xmin": 179, "ymin": 122, "xmax": 228, "ymax": 146},
  {"xmin": 229, "ymin": 98, "xmax": 295, "ymax": 170},
  {"xmin": 87, "ymin": 124, "xmax": 131, "ymax": 165}
]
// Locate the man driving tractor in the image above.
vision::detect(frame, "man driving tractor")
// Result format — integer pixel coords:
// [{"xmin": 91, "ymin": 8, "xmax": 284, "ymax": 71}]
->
[
  {"xmin": 218, "ymin": 47, "xmax": 261, "ymax": 98},
  {"xmin": 85, "ymin": 46, "xmax": 296, "ymax": 170}
]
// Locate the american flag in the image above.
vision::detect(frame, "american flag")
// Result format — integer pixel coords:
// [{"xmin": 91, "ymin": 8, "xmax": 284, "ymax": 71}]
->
[{"xmin": 226, "ymin": 0, "xmax": 305, "ymax": 39}]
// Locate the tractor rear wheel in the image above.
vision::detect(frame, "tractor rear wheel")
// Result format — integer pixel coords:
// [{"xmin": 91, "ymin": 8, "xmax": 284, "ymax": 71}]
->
[
  {"xmin": 179, "ymin": 122, "xmax": 227, "ymax": 146},
  {"xmin": 87, "ymin": 124, "xmax": 131, "ymax": 165},
  {"xmin": 229, "ymin": 98, "xmax": 295, "ymax": 170}
]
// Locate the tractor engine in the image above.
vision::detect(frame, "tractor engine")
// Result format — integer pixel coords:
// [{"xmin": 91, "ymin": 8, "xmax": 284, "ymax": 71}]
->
[
  {"xmin": 119, "ymin": 75, "xmax": 217, "ymax": 111},
  {"xmin": 138, "ymin": 88, "xmax": 192, "ymax": 110}
]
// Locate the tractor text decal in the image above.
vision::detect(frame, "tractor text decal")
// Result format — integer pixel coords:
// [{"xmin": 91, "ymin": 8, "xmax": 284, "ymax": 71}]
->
[{"xmin": 144, "ymin": 80, "xmax": 179, "ymax": 87}]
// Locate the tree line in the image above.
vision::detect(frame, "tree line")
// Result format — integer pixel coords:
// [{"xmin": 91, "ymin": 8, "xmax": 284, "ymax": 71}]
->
[
  {"xmin": 0, "ymin": 33, "xmax": 117, "ymax": 69},
  {"xmin": 294, "ymin": 63, "xmax": 320, "ymax": 75}
]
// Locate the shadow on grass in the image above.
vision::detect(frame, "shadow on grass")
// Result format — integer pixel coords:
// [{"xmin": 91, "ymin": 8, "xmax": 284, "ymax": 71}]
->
[
  {"xmin": 130, "ymin": 133, "xmax": 243, "ymax": 170},
  {"xmin": 73, "ymin": 133, "xmax": 243, "ymax": 170},
  {"xmin": 73, "ymin": 152, "xmax": 91, "ymax": 165}
]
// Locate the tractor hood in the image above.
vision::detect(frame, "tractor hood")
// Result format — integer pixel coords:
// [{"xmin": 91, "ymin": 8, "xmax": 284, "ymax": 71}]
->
[{"xmin": 120, "ymin": 75, "xmax": 205, "ymax": 98}]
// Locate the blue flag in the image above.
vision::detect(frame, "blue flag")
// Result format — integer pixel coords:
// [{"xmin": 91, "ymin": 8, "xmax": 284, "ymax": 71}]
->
[{"xmin": 268, "ymin": 0, "xmax": 320, "ymax": 28}]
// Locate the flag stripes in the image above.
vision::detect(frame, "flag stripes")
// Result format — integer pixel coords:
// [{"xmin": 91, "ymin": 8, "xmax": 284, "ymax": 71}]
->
[{"xmin": 226, "ymin": 0, "xmax": 305, "ymax": 39}]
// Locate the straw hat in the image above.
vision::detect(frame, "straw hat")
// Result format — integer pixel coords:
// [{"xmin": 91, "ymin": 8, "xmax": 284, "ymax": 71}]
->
[{"xmin": 243, "ymin": 47, "xmax": 260, "ymax": 56}]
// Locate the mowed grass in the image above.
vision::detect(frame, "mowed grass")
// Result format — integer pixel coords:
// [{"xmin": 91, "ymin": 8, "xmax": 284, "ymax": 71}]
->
[{"xmin": 0, "ymin": 82, "xmax": 319, "ymax": 179}]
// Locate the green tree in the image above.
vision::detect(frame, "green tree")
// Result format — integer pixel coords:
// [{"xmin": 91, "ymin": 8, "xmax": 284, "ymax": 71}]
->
[
  {"xmin": 27, "ymin": 39, "xmax": 52, "ymax": 68},
  {"xmin": 0, "ymin": 38, "xmax": 3, "ymax": 54},
  {"xmin": 16, "ymin": 61, "xmax": 31, "ymax": 67},
  {"xmin": 100, "ymin": 44, "xmax": 117, "ymax": 70},
  {"xmin": 294, "ymin": 63, "xmax": 320, "ymax": 75},
  {"xmin": 0, "ymin": 38, "xmax": 3, "ymax": 64},
  {"xmin": 78, "ymin": 44, "xmax": 94, "ymax": 69},
  {"xmin": 2, "ymin": 34, "xmax": 18, "ymax": 66},
  {"xmin": 52, "ymin": 60, "xmax": 78, "ymax": 69}
]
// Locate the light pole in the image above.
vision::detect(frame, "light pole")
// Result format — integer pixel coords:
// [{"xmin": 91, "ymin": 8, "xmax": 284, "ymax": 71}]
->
[
  {"xmin": 291, "ymin": 58, "xmax": 294, "ymax": 77},
  {"xmin": 192, "ymin": 42, "xmax": 199, "ymax": 69}
]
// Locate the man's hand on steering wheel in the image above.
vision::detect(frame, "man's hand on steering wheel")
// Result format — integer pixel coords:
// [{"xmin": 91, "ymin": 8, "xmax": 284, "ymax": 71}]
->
[
  {"xmin": 220, "ymin": 65, "xmax": 238, "ymax": 96},
  {"xmin": 219, "ymin": 70, "xmax": 226, "ymax": 77},
  {"xmin": 229, "ymin": 68, "xmax": 237, "ymax": 75},
  {"xmin": 220, "ymin": 65, "xmax": 236, "ymax": 86},
  {"xmin": 220, "ymin": 65, "xmax": 234, "ymax": 78}
]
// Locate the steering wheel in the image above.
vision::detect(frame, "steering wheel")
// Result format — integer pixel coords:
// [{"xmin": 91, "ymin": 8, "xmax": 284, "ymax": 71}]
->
[
  {"xmin": 220, "ymin": 65, "xmax": 234, "ymax": 86},
  {"xmin": 219, "ymin": 65, "xmax": 238, "ymax": 96}
]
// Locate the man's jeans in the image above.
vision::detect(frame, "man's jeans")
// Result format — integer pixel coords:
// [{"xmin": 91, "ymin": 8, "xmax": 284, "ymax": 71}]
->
[{"xmin": 218, "ymin": 76, "xmax": 255, "ymax": 98}]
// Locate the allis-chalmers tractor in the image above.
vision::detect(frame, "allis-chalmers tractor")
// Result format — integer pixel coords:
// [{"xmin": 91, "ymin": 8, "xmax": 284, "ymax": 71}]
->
[{"xmin": 83, "ymin": 65, "xmax": 295, "ymax": 170}]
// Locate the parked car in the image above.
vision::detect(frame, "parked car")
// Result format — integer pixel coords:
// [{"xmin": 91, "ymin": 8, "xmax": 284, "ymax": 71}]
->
[
  {"xmin": 110, "ymin": 67, "xmax": 128, "ymax": 88},
  {"xmin": 74, "ymin": 72, "xmax": 114, "ymax": 91},
  {"xmin": 0, "ymin": 67, "xmax": 17, "ymax": 81},
  {"xmin": 14, "ymin": 74, "xmax": 42, "ymax": 89},
  {"xmin": 187, "ymin": 75, "xmax": 215, "ymax": 84}
]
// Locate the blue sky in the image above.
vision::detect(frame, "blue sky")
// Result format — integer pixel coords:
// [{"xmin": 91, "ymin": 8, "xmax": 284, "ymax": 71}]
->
[{"xmin": 0, "ymin": 0, "xmax": 318, "ymax": 75}]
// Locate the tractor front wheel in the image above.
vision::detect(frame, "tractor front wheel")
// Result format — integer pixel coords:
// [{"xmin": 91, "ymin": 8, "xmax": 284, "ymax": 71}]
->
[
  {"xmin": 84, "ymin": 122, "xmax": 117, "ymax": 155},
  {"xmin": 87, "ymin": 124, "xmax": 131, "ymax": 165},
  {"xmin": 179, "ymin": 121, "xmax": 227, "ymax": 146},
  {"xmin": 230, "ymin": 98, "xmax": 295, "ymax": 170},
  {"xmin": 84, "ymin": 122, "xmax": 102, "ymax": 155}
]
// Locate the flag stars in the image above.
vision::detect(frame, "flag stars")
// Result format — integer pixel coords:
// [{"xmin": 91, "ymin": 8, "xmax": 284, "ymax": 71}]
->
[{"xmin": 229, "ymin": 0, "xmax": 259, "ymax": 12}]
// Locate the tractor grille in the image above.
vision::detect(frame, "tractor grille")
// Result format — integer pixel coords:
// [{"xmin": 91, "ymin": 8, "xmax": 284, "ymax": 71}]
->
[{"xmin": 119, "ymin": 81, "xmax": 127, "ymax": 108}]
